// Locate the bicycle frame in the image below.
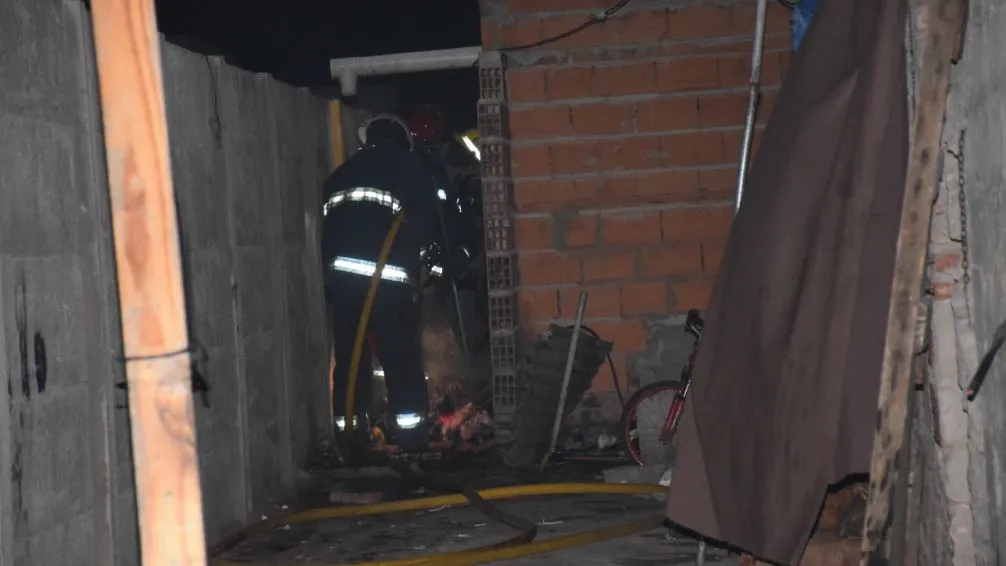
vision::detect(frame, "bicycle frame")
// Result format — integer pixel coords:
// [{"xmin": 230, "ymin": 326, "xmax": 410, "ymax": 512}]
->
[{"xmin": 658, "ymin": 310, "xmax": 704, "ymax": 442}]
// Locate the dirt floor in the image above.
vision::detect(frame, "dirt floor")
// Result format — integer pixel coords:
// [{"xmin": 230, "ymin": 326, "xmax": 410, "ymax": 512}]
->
[{"xmin": 216, "ymin": 455, "xmax": 741, "ymax": 565}]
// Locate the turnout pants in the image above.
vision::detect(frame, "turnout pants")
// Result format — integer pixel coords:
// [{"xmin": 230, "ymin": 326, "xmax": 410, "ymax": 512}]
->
[{"xmin": 326, "ymin": 272, "xmax": 428, "ymax": 429}]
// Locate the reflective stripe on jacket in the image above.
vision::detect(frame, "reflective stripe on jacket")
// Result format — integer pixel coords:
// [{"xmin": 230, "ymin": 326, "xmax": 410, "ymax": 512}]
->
[
  {"xmin": 323, "ymin": 187, "xmax": 402, "ymax": 216},
  {"xmin": 330, "ymin": 256, "xmax": 414, "ymax": 286}
]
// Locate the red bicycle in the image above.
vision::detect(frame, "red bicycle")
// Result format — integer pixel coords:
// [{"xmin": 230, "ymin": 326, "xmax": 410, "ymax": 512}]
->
[{"xmin": 620, "ymin": 309, "xmax": 704, "ymax": 466}]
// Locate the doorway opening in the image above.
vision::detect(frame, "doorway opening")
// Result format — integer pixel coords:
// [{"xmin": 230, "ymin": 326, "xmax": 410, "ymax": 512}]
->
[{"xmin": 333, "ymin": 64, "xmax": 493, "ymax": 433}]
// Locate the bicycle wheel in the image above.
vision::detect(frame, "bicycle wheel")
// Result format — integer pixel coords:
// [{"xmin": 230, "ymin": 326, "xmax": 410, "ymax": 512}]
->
[{"xmin": 620, "ymin": 381, "xmax": 683, "ymax": 466}]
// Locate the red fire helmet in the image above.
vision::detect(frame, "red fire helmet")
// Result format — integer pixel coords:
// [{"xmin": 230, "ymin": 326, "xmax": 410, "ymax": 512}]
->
[{"xmin": 404, "ymin": 104, "xmax": 447, "ymax": 144}]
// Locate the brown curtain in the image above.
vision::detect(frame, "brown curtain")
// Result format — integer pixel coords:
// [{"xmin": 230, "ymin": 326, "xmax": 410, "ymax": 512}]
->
[{"xmin": 664, "ymin": 0, "xmax": 909, "ymax": 562}]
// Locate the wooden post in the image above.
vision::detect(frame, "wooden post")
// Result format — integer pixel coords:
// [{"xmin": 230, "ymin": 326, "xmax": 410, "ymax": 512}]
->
[
  {"xmin": 860, "ymin": 0, "xmax": 967, "ymax": 562},
  {"xmin": 90, "ymin": 0, "xmax": 208, "ymax": 564},
  {"xmin": 328, "ymin": 100, "xmax": 346, "ymax": 170}
]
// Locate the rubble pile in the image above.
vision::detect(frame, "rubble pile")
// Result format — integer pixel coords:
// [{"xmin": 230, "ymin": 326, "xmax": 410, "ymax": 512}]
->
[{"xmin": 504, "ymin": 325, "xmax": 613, "ymax": 468}]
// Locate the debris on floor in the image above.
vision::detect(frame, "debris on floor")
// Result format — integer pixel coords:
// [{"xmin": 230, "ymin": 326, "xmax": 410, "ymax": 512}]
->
[
  {"xmin": 602, "ymin": 464, "xmax": 669, "ymax": 485},
  {"xmin": 739, "ymin": 480, "xmax": 868, "ymax": 566},
  {"xmin": 215, "ymin": 454, "xmax": 740, "ymax": 565},
  {"xmin": 438, "ymin": 401, "xmax": 493, "ymax": 442},
  {"xmin": 798, "ymin": 535, "xmax": 861, "ymax": 566},
  {"xmin": 741, "ymin": 534, "xmax": 860, "ymax": 566},
  {"xmin": 597, "ymin": 431, "xmax": 619, "ymax": 451},
  {"xmin": 219, "ymin": 491, "xmax": 724, "ymax": 565},
  {"xmin": 328, "ymin": 490, "xmax": 384, "ymax": 505},
  {"xmin": 819, "ymin": 481, "xmax": 867, "ymax": 538},
  {"xmin": 658, "ymin": 466, "xmax": 674, "ymax": 487}
]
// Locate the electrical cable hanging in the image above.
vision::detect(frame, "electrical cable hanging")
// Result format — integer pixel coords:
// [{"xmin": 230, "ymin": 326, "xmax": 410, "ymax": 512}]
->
[
  {"xmin": 501, "ymin": 0, "xmax": 633, "ymax": 52},
  {"xmin": 500, "ymin": 0, "xmax": 795, "ymax": 53}
]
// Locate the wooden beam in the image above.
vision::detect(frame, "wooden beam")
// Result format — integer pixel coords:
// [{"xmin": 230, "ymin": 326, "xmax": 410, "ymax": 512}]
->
[
  {"xmin": 328, "ymin": 99, "xmax": 346, "ymax": 170},
  {"xmin": 89, "ymin": 0, "xmax": 208, "ymax": 564},
  {"xmin": 859, "ymin": 0, "xmax": 968, "ymax": 562}
]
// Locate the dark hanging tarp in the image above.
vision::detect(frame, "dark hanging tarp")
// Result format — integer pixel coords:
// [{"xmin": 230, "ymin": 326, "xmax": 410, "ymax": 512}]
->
[{"xmin": 664, "ymin": 0, "xmax": 909, "ymax": 561}]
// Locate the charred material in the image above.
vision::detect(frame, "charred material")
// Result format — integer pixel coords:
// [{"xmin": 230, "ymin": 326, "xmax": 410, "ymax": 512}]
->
[{"xmin": 504, "ymin": 325, "xmax": 612, "ymax": 468}]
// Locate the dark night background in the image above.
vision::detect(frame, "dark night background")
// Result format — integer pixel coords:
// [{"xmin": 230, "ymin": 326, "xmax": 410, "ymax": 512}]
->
[{"xmin": 154, "ymin": 0, "xmax": 484, "ymax": 131}]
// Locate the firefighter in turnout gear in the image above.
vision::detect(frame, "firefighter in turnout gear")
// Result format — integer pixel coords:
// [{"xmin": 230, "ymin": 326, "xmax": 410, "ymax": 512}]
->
[
  {"xmin": 404, "ymin": 105, "xmax": 484, "ymax": 292},
  {"xmin": 403, "ymin": 105, "xmax": 488, "ymax": 383},
  {"xmin": 321, "ymin": 113, "xmax": 438, "ymax": 453}
]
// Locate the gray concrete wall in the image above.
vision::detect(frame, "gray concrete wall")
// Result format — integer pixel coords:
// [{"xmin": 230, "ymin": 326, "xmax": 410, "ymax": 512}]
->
[
  {"xmin": 947, "ymin": 0, "xmax": 1006, "ymax": 555},
  {"xmin": 161, "ymin": 42, "xmax": 331, "ymax": 545},
  {"xmin": 0, "ymin": 1, "xmax": 331, "ymax": 563},
  {"xmin": 913, "ymin": 0, "xmax": 1006, "ymax": 561},
  {"xmin": 0, "ymin": 2, "xmax": 127, "ymax": 564}
]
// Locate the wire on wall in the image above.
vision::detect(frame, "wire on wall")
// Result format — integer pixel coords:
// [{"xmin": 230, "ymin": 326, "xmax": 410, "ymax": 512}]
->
[
  {"xmin": 499, "ymin": 0, "xmax": 801, "ymax": 53},
  {"xmin": 501, "ymin": 0, "xmax": 633, "ymax": 52}
]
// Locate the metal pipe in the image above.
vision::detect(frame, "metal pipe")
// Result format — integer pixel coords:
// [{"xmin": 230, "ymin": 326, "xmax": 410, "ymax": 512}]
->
[
  {"xmin": 329, "ymin": 46, "xmax": 483, "ymax": 97},
  {"xmin": 546, "ymin": 292, "xmax": 589, "ymax": 464},
  {"xmin": 90, "ymin": 0, "xmax": 207, "ymax": 563},
  {"xmin": 732, "ymin": 0, "xmax": 770, "ymax": 213}
]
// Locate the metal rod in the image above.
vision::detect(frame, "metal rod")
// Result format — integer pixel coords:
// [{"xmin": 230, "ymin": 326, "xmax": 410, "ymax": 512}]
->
[
  {"xmin": 732, "ymin": 0, "xmax": 770, "ymax": 213},
  {"xmin": 89, "ymin": 0, "xmax": 208, "ymax": 563},
  {"xmin": 448, "ymin": 278, "xmax": 469, "ymax": 361},
  {"xmin": 696, "ymin": 540, "xmax": 707, "ymax": 566},
  {"xmin": 547, "ymin": 292, "xmax": 589, "ymax": 461}
]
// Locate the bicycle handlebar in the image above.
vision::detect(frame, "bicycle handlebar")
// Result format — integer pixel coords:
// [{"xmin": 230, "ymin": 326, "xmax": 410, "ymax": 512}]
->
[{"xmin": 685, "ymin": 309, "xmax": 704, "ymax": 339}]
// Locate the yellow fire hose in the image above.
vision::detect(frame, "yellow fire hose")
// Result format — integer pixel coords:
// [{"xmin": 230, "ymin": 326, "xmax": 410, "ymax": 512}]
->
[
  {"xmin": 210, "ymin": 214, "xmax": 670, "ymax": 565},
  {"xmin": 344, "ymin": 213, "xmax": 406, "ymax": 425},
  {"xmin": 210, "ymin": 483, "xmax": 666, "ymax": 566}
]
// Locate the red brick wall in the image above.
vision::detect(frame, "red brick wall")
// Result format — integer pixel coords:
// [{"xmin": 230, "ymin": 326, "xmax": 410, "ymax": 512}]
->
[{"xmin": 481, "ymin": 0, "xmax": 791, "ymax": 395}]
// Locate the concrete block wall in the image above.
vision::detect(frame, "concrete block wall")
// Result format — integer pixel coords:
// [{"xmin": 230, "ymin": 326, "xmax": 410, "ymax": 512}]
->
[
  {"xmin": 161, "ymin": 43, "xmax": 331, "ymax": 545},
  {"xmin": 0, "ymin": 1, "xmax": 124, "ymax": 563},
  {"xmin": 480, "ymin": 0, "xmax": 790, "ymax": 419},
  {"xmin": 0, "ymin": 2, "xmax": 331, "ymax": 564},
  {"xmin": 913, "ymin": 0, "xmax": 1006, "ymax": 559}
]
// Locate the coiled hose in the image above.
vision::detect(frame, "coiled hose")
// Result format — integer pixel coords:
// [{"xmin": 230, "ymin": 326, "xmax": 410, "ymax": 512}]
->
[{"xmin": 210, "ymin": 214, "xmax": 668, "ymax": 565}]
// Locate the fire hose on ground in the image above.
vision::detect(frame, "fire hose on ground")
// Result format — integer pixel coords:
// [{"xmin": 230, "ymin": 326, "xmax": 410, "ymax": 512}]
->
[
  {"xmin": 210, "ymin": 213, "xmax": 668, "ymax": 565},
  {"xmin": 210, "ymin": 483, "xmax": 667, "ymax": 566}
]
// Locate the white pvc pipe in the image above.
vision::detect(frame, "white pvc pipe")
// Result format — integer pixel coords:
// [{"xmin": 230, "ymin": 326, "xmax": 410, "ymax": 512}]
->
[{"xmin": 330, "ymin": 46, "xmax": 483, "ymax": 97}]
